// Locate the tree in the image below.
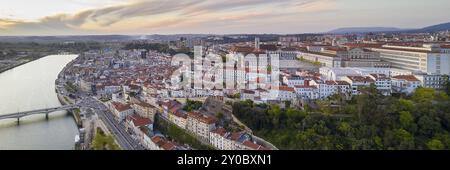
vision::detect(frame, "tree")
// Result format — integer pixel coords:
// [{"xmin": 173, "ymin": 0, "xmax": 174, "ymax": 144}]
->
[
  {"xmin": 337, "ymin": 122, "xmax": 352, "ymax": 136},
  {"xmin": 392, "ymin": 129, "xmax": 415, "ymax": 150},
  {"xmin": 426, "ymin": 139, "xmax": 444, "ymax": 150},
  {"xmin": 399, "ymin": 111, "xmax": 414, "ymax": 128},
  {"xmin": 444, "ymin": 76, "xmax": 450, "ymax": 95},
  {"xmin": 216, "ymin": 112, "xmax": 224, "ymax": 121},
  {"xmin": 284, "ymin": 100, "xmax": 291, "ymax": 108},
  {"xmin": 183, "ymin": 99, "xmax": 203, "ymax": 112},
  {"xmin": 396, "ymin": 99, "xmax": 415, "ymax": 112},
  {"xmin": 231, "ymin": 87, "xmax": 450, "ymax": 150},
  {"xmin": 412, "ymin": 88, "xmax": 435, "ymax": 103},
  {"xmin": 92, "ymin": 128, "xmax": 120, "ymax": 150},
  {"xmin": 417, "ymin": 115, "xmax": 441, "ymax": 137},
  {"xmin": 268, "ymin": 105, "xmax": 282, "ymax": 128}
]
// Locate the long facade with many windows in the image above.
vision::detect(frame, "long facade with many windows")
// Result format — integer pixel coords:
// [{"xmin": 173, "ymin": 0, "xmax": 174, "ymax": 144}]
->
[{"xmin": 371, "ymin": 45, "xmax": 450, "ymax": 75}]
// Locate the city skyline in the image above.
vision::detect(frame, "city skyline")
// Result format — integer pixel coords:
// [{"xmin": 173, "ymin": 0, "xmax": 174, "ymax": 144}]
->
[{"xmin": 1, "ymin": 0, "xmax": 450, "ymax": 36}]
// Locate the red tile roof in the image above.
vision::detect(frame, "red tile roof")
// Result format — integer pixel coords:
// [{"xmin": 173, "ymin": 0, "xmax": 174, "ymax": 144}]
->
[
  {"xmin": 133, "ymin": 100, "xmax": 155, "ymax": 108},
  {"xmin": 230, "ymin": 132, "xmax": 242, "ymax": 141},
  {"xmin": 211, "ymin": 128, "xmax": 227, "ymax": 137},
  {"xmin": 278, "ymin": 86, "xmax": 295, "ymax": 92},
  {"xmin": 376, "ymin": 47, "xmax": 436, "ymax": 53},
  {"xmin": 161, "ymin": 142, "xmax": 177, "ymax": 150},
  {"xmin": 392, "ymin": 75, "xmax": 420, "ymax": 81},
  {"xmin": 151, "ymin": 136, "xmax": 164, "ymax": 145},
  {"xmin": 112, "ymin": 102, "xmax": 132, "ymax": 112},
  {"xmin": 187, "ymin": 111, "xmax": 216, "ymax": 124},
  {"xmin": 294, "ymin": 85, "xmax": 318, "ymax": 89},
  {"xmin": 260, "ymin": 44, "xmax": 278, "ymax": 51},
  {"xmin": 173, "ymin": 110, "xmax": 187, "ymax": 119},
  {"xmin": 325, "ymin": 80, "xmax": 337, "ymax": 85},
  {"xmin": 243, "ymin": 140, "xmax": 270, "ymax": 150},
  {"xmin": 127, "ymin": 114, "xmax": 152, "ymax": 127},
  {"xmin": 151, "ymin": 136, "xmax": 177, "ymax": 150},
  {"xmin": 344, "ymin": 43, "xmax": 384, "ymax": 48},
  {"xmin": 347, "ymin": 76, "xmax": 375, "ymax": 83},
  {"xmin": 335, "ymin": 81, "xmax": 351, "ymax": 86}
]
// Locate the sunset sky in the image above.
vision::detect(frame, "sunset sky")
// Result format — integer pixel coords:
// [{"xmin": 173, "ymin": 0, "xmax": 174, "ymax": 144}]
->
[{"xmin": 0, "ymin": 0, "xmax": 449, "ymax": 36}]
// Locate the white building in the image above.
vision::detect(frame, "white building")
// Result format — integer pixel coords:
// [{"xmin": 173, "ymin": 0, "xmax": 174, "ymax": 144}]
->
[
  {"xmin": 272, "ymin": 86, "xmax": 296, "ymax": 101},
  {"xmin": 131, "ymin": 101, "xmax": 157, "ymax": 121},
  {"xmin": 110, "ymin": 102, "xmax": 134, "ymax": 121},
  {"xmin": 294, "ymin": 85, "xmax": 319, "ymax": 100},
  {"xmin": 368, "ymin": 74, "xmax": 392, "ymax": 96},
  {"xmin": 415, "ymin": 74, "xmax": 449, "ymax": 90},
  {"xmin": 283, "ymin": 75, "xmax": 306, "ymax": 87},
  {"xmin": 317, "ymin": 80, "xmax": 351, "ymax": 99},
  {"xmin": 209, "ymin": 128, "xmax": 237, "ymax": 150},
  {"xmin": 391, "ymin": 75, "xmax": 421, "ymax": 94},
  {"xmin": 299, "ymin": 50, "xmax": 342, "ymax": 67},
  {"xmin": 186, "ymin": 111, "xmax": 216, "ymax": 140},
  {"xmin": 341, "ymin": 76, "xmax": 375, "ymax": 95},
  {"xmin": 371, "ymin": 44, "xmax": 450, "ymax": 75},
  {"xmin": 168, "ymin": 110, "xmax": 188, "ymax": 129}
]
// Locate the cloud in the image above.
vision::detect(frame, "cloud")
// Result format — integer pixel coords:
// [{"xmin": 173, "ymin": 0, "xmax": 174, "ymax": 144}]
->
[{"xmin": 0, "ymin": 0, "xmax": 336, "ymax": 35}]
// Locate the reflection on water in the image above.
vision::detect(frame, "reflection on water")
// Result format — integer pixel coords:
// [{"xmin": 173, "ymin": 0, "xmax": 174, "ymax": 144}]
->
[{"xmin": 0, "ymin": 55, "xmax": 79, "ymax": 150}]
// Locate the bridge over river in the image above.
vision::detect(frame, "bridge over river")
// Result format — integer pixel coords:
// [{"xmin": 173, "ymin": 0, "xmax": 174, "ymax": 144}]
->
[{"xmin": 0, "ymin": 104, "xmax": 79, "ymax": 124}]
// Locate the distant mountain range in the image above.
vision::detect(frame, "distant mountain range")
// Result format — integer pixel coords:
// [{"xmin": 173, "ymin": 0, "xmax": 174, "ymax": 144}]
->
[
  {"xmin": 329, "ymin": 22, "xmax": 450, "ymax": 34},
  {"xmin": 1, "ymin": 22, "xmax": 449, "ymax": 43}
]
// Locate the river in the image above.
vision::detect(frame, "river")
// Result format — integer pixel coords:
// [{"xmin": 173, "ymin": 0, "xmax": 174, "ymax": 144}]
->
[{"xmin": 0, "ymin": 55, "xmax": 79, "ymax": 150}]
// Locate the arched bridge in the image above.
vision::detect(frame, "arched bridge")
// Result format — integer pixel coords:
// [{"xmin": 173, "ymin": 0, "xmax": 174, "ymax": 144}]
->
[{"xmin": 0, "ymin": 104, "xmax": 80, "ymax": 123}]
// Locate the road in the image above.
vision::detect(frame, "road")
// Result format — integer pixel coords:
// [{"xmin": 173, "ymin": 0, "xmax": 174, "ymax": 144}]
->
[
  {"xmin": 78, "ymin": 97, "xmax": 145, "ymax": 150},
  {"xmin": 56, "ymin": 57, "xmax": 145, "ymax": 150}
]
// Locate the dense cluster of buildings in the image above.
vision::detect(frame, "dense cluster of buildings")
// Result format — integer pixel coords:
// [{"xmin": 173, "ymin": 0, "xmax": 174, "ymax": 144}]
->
[
  {"xmin": 221, "ymin": 36, "xmax": 450, "ymax": 102},
  {"xmin": 158, "ymin": 99, "xmax": 270, "ymax": 150},
  {"xmin": 64, "ymin": 30, "xmax": 450, "ymax": 150},
  {"xmin": 160, "ymin": 35, "xmax": 450, "ymax": 104},
  {"xmin": 64, "ymin": 48, "xmax": 270, "ymax": 150}
]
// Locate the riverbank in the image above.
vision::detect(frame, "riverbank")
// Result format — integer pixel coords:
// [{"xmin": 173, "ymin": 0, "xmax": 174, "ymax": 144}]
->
[
  {"xmin": 0, "ymin": 58, "xmax": 40, "ymax": 74},
  {"xmin": 0, "ymin": 54, "xmax": 80, "ymax": 150},
  {"xmin": 56, "ymin": 93, "xmax": 82, "ymax": 127},
  {"xmin": 55, "ymin": 54, "xmax": 82, "ymax": 127},
  {"xmin": 0, "ymin": 53, "xmax": 78, "ymax": 74}
]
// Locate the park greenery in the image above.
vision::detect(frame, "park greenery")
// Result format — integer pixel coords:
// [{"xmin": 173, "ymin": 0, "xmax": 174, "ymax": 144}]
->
[
  {"xmin": 226, "ymin": 93, "xmax": 241, "ymax": 99},
  {"xmin": 233, "ymin": 85, "xmax": 450, "ymax": 150},
  {"xmin": 64, "ymin": 82, "xmax": 78, "ymax": 93},
  {"xmin": 92, "ymin": 128, "xmax": 121, "ymax": 150},
  {"xmin": 297, "ymin": 56, "xmax": 322, "ymax": 66},
  {"xmin": 0, "ymin": 42, "xmax": 103, "ymax": 60},
  {"xmin": 182, "ymin": 99, "xmax": 203, "ymax": 112}
]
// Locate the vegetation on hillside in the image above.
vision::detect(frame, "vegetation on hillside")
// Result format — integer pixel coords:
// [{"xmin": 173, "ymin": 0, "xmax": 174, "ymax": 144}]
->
[
  {"xmin": 233, "ymin": 86, "xmax": 450, "ymax": 150},
  {"xmin": 92, "ymin": 128, "xmax": 121, "ymax": 150}
]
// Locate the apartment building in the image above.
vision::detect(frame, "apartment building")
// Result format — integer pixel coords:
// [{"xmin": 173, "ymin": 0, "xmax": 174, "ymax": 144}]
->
[
  {"xmin": 391, "ymin": 75, "xmax": 422, "ymax": 94},
  {"xmin": 341, "ymin": 76, "xmax": 375, "ymax": 95},
  {"xmin": 186, "ymin": 111, "xmax": 216, "ymax": 140},
  {"xmin": 371, "ymin": 44, "xmax": 450, "ymax": 75},
  {"xmin": 368, "ymin": 74, "xmax": 392, "ymax": 96}
]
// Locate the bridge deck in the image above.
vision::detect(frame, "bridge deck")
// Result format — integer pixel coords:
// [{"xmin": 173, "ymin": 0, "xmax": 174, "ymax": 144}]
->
[{"xmin": 0, "ymin": 104, "xmax": 79, "ymax": 120}]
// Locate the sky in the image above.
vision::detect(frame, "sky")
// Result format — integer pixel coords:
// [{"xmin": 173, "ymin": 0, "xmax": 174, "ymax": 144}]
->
[{"xmin": 0, "ymin": 0, "xmax": 449, "ymax": 36}]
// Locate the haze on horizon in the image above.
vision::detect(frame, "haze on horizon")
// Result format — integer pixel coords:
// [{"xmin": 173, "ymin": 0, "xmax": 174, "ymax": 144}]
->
[{"xmin": 0, "ymin": 0, "xmax": 449, "ymax": 36}]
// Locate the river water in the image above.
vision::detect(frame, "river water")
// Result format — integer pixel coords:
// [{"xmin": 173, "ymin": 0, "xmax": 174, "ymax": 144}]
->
[{"xmin": 0, "ymin": 55, "xmax": 79, "ymax": 150}]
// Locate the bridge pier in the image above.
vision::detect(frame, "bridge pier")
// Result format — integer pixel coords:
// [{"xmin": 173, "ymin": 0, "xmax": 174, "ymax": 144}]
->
[
  {"xmin": 17, "ymin": 117, "xmax": 20, "ymax": 125},
  {"xmin": 46, "ymin": 113, "xmax": 49, "ymax": 120}
]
